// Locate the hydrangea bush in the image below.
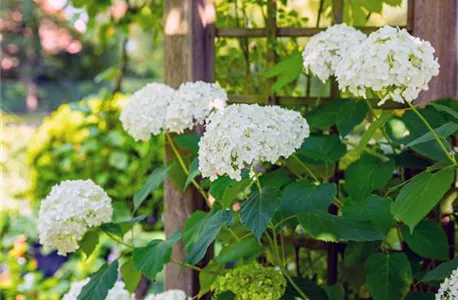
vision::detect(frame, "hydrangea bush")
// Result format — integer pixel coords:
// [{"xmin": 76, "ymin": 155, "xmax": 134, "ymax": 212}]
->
[{"xmin": 37, "ymin": 25, "xmax": 458, "ymax": 300}]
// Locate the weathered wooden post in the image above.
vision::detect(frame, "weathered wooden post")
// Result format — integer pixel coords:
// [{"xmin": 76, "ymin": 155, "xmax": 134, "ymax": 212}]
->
[
  {"xmin": 411, "ymin": 0, "xmax": 457, "ymax": 103},
  {"xmin": 163, "ymin": 0, "xmax": 215, "ymax": 294},
  {"xmin": 411, "ymin": 0, "xmax": 458, "ymax": 260}
]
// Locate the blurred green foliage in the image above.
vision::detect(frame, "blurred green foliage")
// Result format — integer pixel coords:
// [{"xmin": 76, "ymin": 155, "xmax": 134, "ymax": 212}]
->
[{"xmin": 0, "ymin": 78, "xmax": 151, "ymax": 112}]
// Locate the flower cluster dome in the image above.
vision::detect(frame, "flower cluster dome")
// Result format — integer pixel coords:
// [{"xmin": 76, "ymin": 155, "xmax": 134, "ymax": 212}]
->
[
  {"xmin": 120, "ymin": 83, "xmax": 176, "ymax": 141},
  {"xmin": 120, "ymin": 81, "xmax": 227, "ymax": 140},
  {"xmin": 436, "ymin": 268, "xmax": 458, "ymax": 300},
  {"xmin": 211, "ymin": 263, "xmax": 287, "ymax": 300},
  {"xmin": 62, "ymin": 280, "xmax": 133, "ymax": 300},
  {"xmin": 198, "ymin": 104, "xmax": 309, "ymax": 181},
  {"xmin": 302, "ymin": 23, "xmax": 367, "ymax": 83},
  {"xmin": 144, "ymin": 290, "xmax": 188, "ymax": 300},
  {"xmin": 335, "ymin": 25, "xmax": 440, "ymax": 105},
  {"xmin": 166, "ymin": 81, "xmax": 228, "ymax": 134},
  {"xmin": 38, "ymin": 179, "xmax": 112, "ymax": 256}
]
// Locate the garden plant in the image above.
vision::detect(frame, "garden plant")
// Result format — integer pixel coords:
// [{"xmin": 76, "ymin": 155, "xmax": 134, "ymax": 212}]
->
[{"xmin": 34, "ymin": 24, "xmax": 458, "ymax": 300}]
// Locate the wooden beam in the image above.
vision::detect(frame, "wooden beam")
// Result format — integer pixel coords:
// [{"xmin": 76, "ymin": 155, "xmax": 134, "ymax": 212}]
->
[
  {"xmin": 163, "ymin": 0, "xmax": 215, "ymax": 295},
  {"xmin": 412, "ymin": 0, "xmax": 458, "ymax": 103},
  {"xmin": 215, "ymin": 26, "xmax": 407, "ymax": 38},
  {"xmin": 227, "ymin": 95, "xmax": 405, "ymax": 109}
]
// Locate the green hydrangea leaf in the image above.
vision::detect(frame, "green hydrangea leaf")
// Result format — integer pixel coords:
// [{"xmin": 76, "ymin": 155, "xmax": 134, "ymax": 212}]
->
[
  {"xmin": 175, "ymin": 134, "xmax": 201, "ymax": 154},
  {"xmin": 221, "ymin": 178, "xmax": 251, "ymax": 209},
  {"xmin": 298, "ymin": 211, "xmax": 385, "ymax": 242},
  {"xmin": 77, "ymin": 260, "xmax": 119, "ymax": 300},
  {"xmin": 168, "ymin": 159, "xmax": 188, "ymax": 191},
  {"xmin": 364, "ymin": 0, "xmax": 383, "ymax": 13},
  {"xmin": 343, "ymin": 195, "xmax": 395, "ymax": 234},
  {"xmin": 199, "ymin": 261, "xmax": 226, "ymax": 297},
  {"xmin": 322, "ymin": 284, "xmax": 344, "ymax": 300},
  {"xmin": 391, "ymin": 168, "xmax": 454, "ymax": 232},
  {"xmin": 386, "ymin": 109, "xmax": 450, "ymax": 160},
  {"xmin": 79, "ymin": 230, "xmax": 99, "ymax": 260},
  {"xmin": 265, "ymin": 51, "xmax": 303, "ymax": 93},
  {"xmin": 344, "ymin": 155, "xmax": 394, "ymax": 200},
  {"xmin": 344, "ymin": 241, "xmax": 379, "ymax": 267},
  {"xmin": 280, "ymin": 180, "xmax": 336, "ymax": 218},
  {"xmin": 185, "ymin": 157, "xmax": 200, "ymax": 189},
  {"xmin": 259, "ymin": 168, "xmax": 292, "ymax": 189},
  {"xmin": 401, "ymin": 220, "xmax": 449, "ymax": 260},
  {"xmin": 240, "ymin": 187, "xmax": 282, "ymax": 241},
  {"xmin": 120, "ymin": 258, "xmax": 142, "ymax": 292},
  {"xmin": 283, "ymin": 277, "xmax": 329, "ymax": 300},
  {"xmin": 420, "ymin": 258, "xmax": 458, "ymax": 282},
  {"xmin": 210, "ymin": 177, "xmax": 235, "ymax": 201},
  {"xmin": 336, "ymin": 100, "xmax": 368, "ymax": 136},
  {"xmin": 430, "ymin": 101, "xmax": 458, "ymax": 122},
  {"xmin": 185, "ymin": 210, "xmax": 234, "ymax": 264},
  {"xmin": 365, "ymin": 253, "xmax": 413, "ymax": 300},
  {"xmin": 133, "ymin": 165, "xmax": 169, "ymax": 211},
  {"xmin": 306, "ymin": 100, "xmax": 346, "ymax": 130},
  {"xmin": 356, "ymin": 111, "xmax": 394, "ymax": 155},
  {"xmin": 406, "ymin": 122, "xmax": 458, "ymax": 148},
  {"xmin": 298, "ymin": 135, "xmax": 346, "ymax": 164},
  {"xmin": 132, "ymin": 232, "xmax": 181, "ymax": 280},
  {"xmin": 215, "ymin": 236, "xmax": 264, "ymax": 263}
]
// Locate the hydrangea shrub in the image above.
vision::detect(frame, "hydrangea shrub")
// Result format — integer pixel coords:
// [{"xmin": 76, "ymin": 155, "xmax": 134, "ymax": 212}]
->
[{"xmin": 37, "ymin": 26, "xmax": 458, "ymax": 300}]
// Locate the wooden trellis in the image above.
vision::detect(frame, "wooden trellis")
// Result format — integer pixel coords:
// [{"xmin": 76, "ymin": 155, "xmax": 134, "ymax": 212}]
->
[{"xmin": 163, "ymin": 0, "xmax": 457, "ymax": 294}]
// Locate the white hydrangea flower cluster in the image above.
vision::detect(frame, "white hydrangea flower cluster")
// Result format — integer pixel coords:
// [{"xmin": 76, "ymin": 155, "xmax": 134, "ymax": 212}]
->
[
  {"xmin": 302, "ymin": 23, "xmax": 367, "ymax": 83},
  {"xmin": 62, "ymin": 280, "xmax": 133, "ymax": 300},
  {"xmin": 199, "ymin": 104, "xmax": 309, "ymax": 181},
  {"xmin": 38, "ymin": 180, "xmax": 113, "ymax": 256},
  {"xmin": 144, "ymin": 289, "xmax": 188, "ymax": 300},
  {"xmin": 335, "ymin": 25, "xmax": 440, "ymax": 105},
  {"xmin": 436, "ymin": 268, "xmax": 458, "ymax": 300},
  {"xmin": 120, "ymin": 81, "xmax": 227, "ymax": 140},
  {"xmin": 120, "ymin": 83, "xmax": 176, "ymax": 141},
  {"xmin": 166, "ymin": 81, "xmax": 228, "ymax": 134}
]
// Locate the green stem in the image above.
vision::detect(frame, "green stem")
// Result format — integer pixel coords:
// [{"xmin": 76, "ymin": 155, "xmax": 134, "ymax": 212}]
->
[
  {"xmin": 170, "ymin": 259, "xmax": 210, "ymax": 273},
  {"xmin": 314, "ymin": 80, "xmax": 328, "ymax": 107},
  {"xmin": 165, "ymin": 132, "xmax": 211, "ymax": 206},
  {"xmin": 291, "ymin": 154, "xmax": 319, "ymax": 182},
  {"xmin": 225, "ymin": 227, "xmax": 240, "ymax": 241},
  {"xmin": 345, "ymin": 140, "xmax": 387, "ymax": 161},
  {"xmin": 364, "ymin": 98, "xmax": 398, "ymax": 156},
  {"xmin": 274, "ymin": 215, "xmax": 297, "ymax": 229},
  {"xmin": 384, "ymin": 177, "xmax": 414, "ymax": 197},
  {"xmin": 406, "ymin": 101, "xmax": 457, "ymax": 166},
  {"xmin": 333, "ymin": 197, "xmax": 343, "ymax": 208},
  {"xmin": 253, "ymin": 170, "xmax": 262, "ymax": 191},
  {"xmin": 266, "ymin": 233, "xmax": 308, "ymax": 300},
  {"xmin": 105, "ymin": 232, "xmax": 134, "ymax": 249}
]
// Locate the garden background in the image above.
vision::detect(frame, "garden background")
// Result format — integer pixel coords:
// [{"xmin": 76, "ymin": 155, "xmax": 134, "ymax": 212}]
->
[{"xmin": 1, "ymin": 0, "xmax": 458, "ymax": 299}]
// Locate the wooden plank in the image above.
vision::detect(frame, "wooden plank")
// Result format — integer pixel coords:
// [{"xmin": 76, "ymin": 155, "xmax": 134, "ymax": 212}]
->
[{"xmin": 412, "ymin": 0, "xmax": 457, "ymax": 103}]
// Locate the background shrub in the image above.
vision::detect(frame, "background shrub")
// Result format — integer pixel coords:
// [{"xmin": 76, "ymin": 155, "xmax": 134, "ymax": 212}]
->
[{"xmin": 27, "ymin": 95, "xmax": 164, "ymax": 215}]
